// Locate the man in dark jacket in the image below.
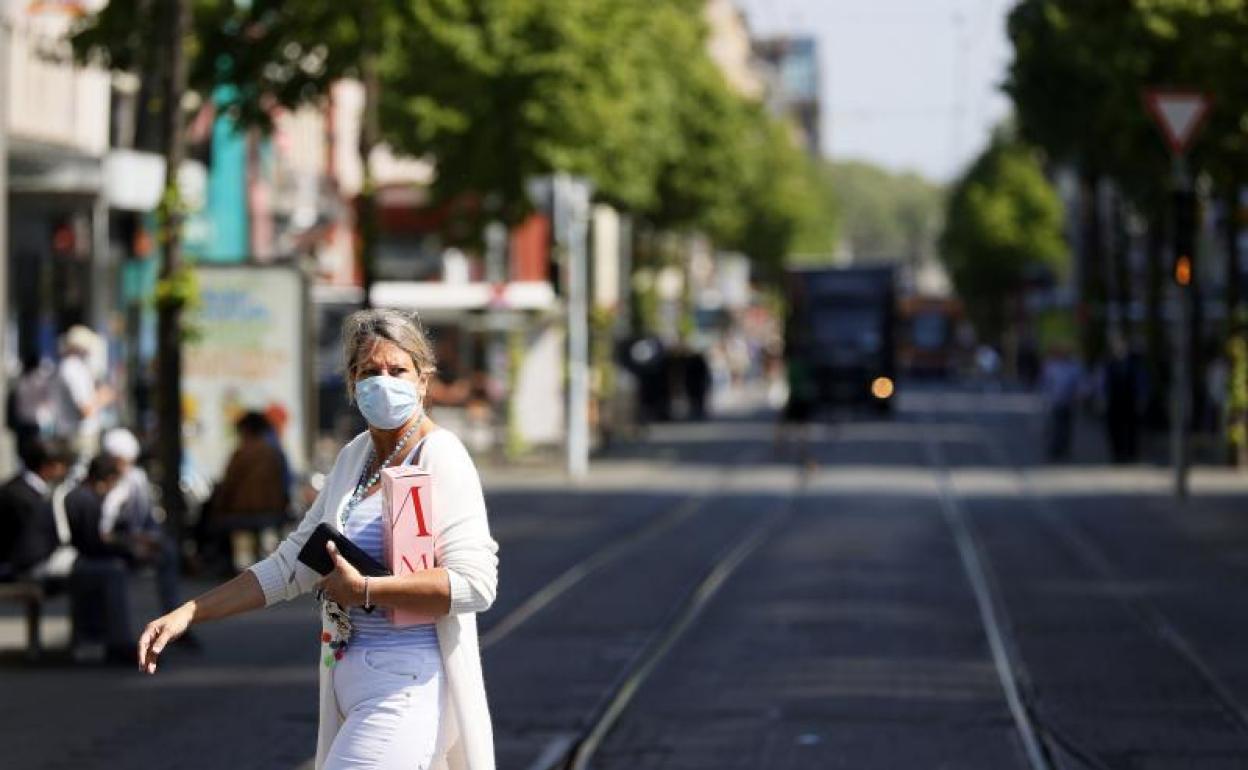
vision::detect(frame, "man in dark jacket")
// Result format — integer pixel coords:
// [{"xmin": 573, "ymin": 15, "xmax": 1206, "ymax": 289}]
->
[
  {"xmin": 65, "ymin": 454, "xmax": 133, "ymax": 662},
  {"xmin": 0, "ymin": 437, "xmax": 73, "ymax": 582},
  {"xmin": 66, "ymin": 455, "xmax": 129, "ymax": 562}
]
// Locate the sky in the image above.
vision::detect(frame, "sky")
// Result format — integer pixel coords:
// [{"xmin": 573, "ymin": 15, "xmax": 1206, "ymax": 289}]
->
[{"xmin": 737, "ymin": 0, "xmax": 1015, "ymax": 183}]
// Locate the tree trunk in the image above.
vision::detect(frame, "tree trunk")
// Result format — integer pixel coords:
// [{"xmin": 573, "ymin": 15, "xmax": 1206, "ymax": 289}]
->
[
  {"xmin": 357, "ymin": 1, "xmax": 380, "ymax": 309},
  {"xmin": 1078, "ymin": 169, "xmax": 1107, "ymax": 365},
  {"xmin": 1108, "ymin": 185, "xmax": 1130, "ymax": 339},
  {"xmin": 156, "ymin": 0, "xmax": 189, "ymax": 539}
]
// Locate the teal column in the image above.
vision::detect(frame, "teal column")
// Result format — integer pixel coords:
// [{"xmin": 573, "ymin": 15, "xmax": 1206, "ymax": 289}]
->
[{"xmin": 200, "ymin": 84, "xmax": 249, "ymax": 263}]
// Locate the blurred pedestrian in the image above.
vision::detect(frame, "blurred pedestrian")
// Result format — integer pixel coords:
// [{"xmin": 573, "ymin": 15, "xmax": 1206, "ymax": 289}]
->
[
  {"xmin": 55, "ymin": 325, "xmax": 114, "ymax": 456},
  {"xmin": 1017, "ymin": 333, "xmax": 1040, "ymax": 388},
  {"xmin": 776, "ymin": 344, "xmax": 818, "ymax": 467},
  {"xmin": 630, "ymin": 336, "xmax": 670, "ymax": 424},
  {"xmin": 101, "ymin": 428, "xmax": 185, "ymax": 619},
  {"xmin": 684, "ymin": 347, "xmax": 711, "ymax": 421},
  {"xmin": 1041, "ymin": 343, "xmax": 1083, "ymax": 461},
  {"xmin": 7, "ymin": 352, "xmax": 57, "ymax": 452},
  {"xmin": 1206, "ymin": 349, "xmax": 1228, "ymax": 438},
  {"xmin": 0, "ymin": 437, "xmax": 74, "ymax": 583},
  {"xmin": 208, "ymin": 411, "xmax": 290, "ymax": 573},
  {"xmin": 65, "ymin": 454, "xmax": 133, "ymax": 662},
  {"xmin": 137, "ymin": 308, "xmax": 499, "ymax": 770},
  {"xmin": 1102, "ymin": 335, "xmax": 1146, "ymax": 463},
  {"xmin": 975, "ymin": 344, "xmax": 1002, "ymax": 391}
]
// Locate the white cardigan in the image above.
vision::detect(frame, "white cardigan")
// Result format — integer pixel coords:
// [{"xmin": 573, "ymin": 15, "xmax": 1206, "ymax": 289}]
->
[{"xmin": 248, "ymin": 429, "xmax": 499, "ymax": 770}]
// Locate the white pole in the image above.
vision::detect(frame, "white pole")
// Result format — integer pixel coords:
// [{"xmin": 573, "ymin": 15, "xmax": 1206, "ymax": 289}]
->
[{"xmin": 561, "ymin": 175, "xmax": 591, "ymax": 479}]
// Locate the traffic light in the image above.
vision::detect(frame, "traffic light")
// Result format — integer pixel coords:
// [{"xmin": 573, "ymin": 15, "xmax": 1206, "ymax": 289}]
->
[{"xmin": 1173, "ymin": 188, "xmax": 1196, "ymax": 287}]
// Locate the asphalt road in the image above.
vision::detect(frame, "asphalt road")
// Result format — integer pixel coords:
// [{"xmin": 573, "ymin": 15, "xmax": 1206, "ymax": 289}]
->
[{"xmin": 4, "ymin": 385, "xmax": 1248, "ymax": 770}]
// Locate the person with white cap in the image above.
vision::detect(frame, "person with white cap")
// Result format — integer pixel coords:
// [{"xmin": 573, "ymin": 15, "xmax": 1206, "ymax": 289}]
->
[
  {"xmin": 55, "ymin": 325, "xmax": 115, "ymax": 455},
  {"xmin": 100, "ymin": 428, "xmax": 186, "ymax": 623}
]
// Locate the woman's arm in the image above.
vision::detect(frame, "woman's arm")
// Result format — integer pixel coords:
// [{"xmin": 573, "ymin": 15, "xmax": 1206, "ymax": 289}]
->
[
  {"xmin": 137, "ymin": 570, "xmax": 265, "ymax": 674},
  {"xmin": 318, "ymin": 543, "xmax": 450, "ymax": 616}
]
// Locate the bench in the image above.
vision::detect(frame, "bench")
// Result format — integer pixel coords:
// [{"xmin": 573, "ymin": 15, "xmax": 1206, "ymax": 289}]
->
[{"xmin": 0, "ymin": 581, "xmax": 45, "ymax": 659}]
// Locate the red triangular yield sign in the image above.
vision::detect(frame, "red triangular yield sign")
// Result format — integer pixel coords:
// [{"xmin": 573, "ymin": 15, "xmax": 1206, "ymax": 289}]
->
[{"xmin": 1144, "ymin": 90, "xmax": 1212, "ymax": 155}]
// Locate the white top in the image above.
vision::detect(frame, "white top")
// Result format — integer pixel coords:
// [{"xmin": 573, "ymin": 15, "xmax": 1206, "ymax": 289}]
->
[
  {"xmin": 57, "ymin": 355, "xmax": 97, "ymax": 437},
  {"xmin": 249, "ymin": 429, "xmax": 498, "ymax": 770}
]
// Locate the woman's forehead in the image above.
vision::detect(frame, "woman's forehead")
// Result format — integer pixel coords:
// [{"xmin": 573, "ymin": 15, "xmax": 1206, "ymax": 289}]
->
[{"xmin": 358, "ymin": 338, "xmax": 410, "ymax": 366}]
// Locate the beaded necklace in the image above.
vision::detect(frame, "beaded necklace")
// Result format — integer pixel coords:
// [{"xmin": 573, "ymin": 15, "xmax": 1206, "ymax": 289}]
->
[{"xmin": 339, "ymin": 419, "xmax": 422, "ymax": 529}]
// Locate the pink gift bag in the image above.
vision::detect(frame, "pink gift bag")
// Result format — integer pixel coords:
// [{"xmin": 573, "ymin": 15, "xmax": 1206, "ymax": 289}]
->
[{"xmin": 380, "ymin": 465, "xmax": 436, "ymax": 626}]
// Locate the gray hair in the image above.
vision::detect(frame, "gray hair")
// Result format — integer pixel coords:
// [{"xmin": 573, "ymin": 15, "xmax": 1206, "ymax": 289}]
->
[{"xmin": 342, "ymin": 308, "xmax": 437, "ymax": 400}]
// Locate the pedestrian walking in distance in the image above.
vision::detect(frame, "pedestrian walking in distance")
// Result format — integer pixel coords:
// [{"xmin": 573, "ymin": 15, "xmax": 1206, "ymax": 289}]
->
[{"xmin": 137, "ymin": 308, "xmax": 500, "ymax": 770}]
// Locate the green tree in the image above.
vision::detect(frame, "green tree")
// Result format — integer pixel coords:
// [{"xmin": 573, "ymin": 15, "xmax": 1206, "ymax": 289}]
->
[
  {"xmin": 379, "ymin": 0, "xmax": 693, "ymax": 228},
  {"xmin": 827, "ymin": 161, "xmax": 943, "ymax": 263},
  {"xmin": 940, "ymin": 131, "xmax": 1068, "ymax": 343},
  {"xmin": 380, "ymin": 0, "xmax": 818, "ymax": 270},
  {"xmin": 726, "ymin": 105, "xmax": 827, "ymax": 277},
  {"xmin": 75, "ymin": 1, "xmax": 412, "ymax": 305}
]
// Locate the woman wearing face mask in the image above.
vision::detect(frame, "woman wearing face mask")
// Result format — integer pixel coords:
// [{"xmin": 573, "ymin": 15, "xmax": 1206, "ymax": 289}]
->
[{"xmin": 136, "ymin": 309, "xmax": 499, "ymax": 770}]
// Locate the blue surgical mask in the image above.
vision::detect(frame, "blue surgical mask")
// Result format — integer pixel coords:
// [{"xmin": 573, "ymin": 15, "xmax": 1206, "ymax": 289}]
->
[{"xmin": 354, "ymin": 376, "xmax": 422, "ymax": 429}]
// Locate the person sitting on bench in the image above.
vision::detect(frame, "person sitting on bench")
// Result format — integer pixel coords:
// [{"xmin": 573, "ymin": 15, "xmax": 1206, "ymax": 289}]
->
[
  {"xmin": 0, "ymin": 437, "xmax": 74, "ymax": 584},
  {"xmin": 101, "ymin": 429, "xmax": 185, "ymax": 614},
  {"xmin": 65, "ymin": 455, "xmax": 132, "ymax": 662}
]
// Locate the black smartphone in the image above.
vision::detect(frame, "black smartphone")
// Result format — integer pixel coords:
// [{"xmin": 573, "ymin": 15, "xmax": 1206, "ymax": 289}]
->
[{"xmin": 297, "ymin": 522, "xmax": 391, "ymax": 577}]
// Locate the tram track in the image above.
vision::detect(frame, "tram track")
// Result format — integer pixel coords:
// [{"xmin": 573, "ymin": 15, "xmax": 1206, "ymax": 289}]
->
[
  {"xmin": 478, "ymin": 436, "xmax": 807, "ymax": 770},
  {"xmin": 920, "ymin": 398, "xmax": 1248, "ymax": 770},
  {"xmin": 529, "ymin": 411, "xmax": 1051, "ymax": 770},
  {"xmin": 920, "ymin": 422, "xmax": 1059, "ymax": 770},
  {"xmin": 553, "ymin": 493, "xmax": 798, "ymax": 770},
  {"xmin": 480, "ymin": 441, "xmax": 768, "ymax": 651},
  {"xmin": 971, "ymin": 419, "xmax": 1248, "ymax": 737}
]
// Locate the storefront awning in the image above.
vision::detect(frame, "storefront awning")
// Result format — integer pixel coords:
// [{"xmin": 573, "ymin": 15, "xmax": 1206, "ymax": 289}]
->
[
  {"xmin": 9, "ymin": 137, "xmax": 101, "ymax": 195},
  {"xmin": 370, "ymin": 280, "xmax": 558, "ymax": 319}
]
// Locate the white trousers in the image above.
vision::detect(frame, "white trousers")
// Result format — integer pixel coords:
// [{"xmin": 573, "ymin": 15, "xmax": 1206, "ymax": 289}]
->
[{"xmin": 325, "ymin": 646, "xmax": 445, "ymax": 770}]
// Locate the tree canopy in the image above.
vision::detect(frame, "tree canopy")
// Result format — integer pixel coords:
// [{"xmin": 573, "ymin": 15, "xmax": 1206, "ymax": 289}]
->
[
  {"xmin": 826, "ymin": 161, "xmax": 943, "ymax": 263},
  {"xmin": 73, "ymin": 0, "xmax": 822, "ymax": 270},
  {"xmin": 940, "ymin": 130, "xmax": 1068, "ymax": 342},
  {"xmin": 1007, "ymin": 0, "xmax": 1248, "ymax": 202}
]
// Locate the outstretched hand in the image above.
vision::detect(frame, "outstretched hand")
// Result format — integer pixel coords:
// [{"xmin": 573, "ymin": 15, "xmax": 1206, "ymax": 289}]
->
[
  {"xmin": 319, "ymin": 540, "xmax": 365, "ymax": 607},
  {"xmin": 137, "ymin": 604, "xmax": 194, "ymax": 674}
]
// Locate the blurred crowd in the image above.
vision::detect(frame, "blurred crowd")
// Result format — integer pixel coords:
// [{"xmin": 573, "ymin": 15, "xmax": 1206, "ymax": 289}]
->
[{"xmin": 0, "ymin": 326, "xmax": 296, "ymax": 663}]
